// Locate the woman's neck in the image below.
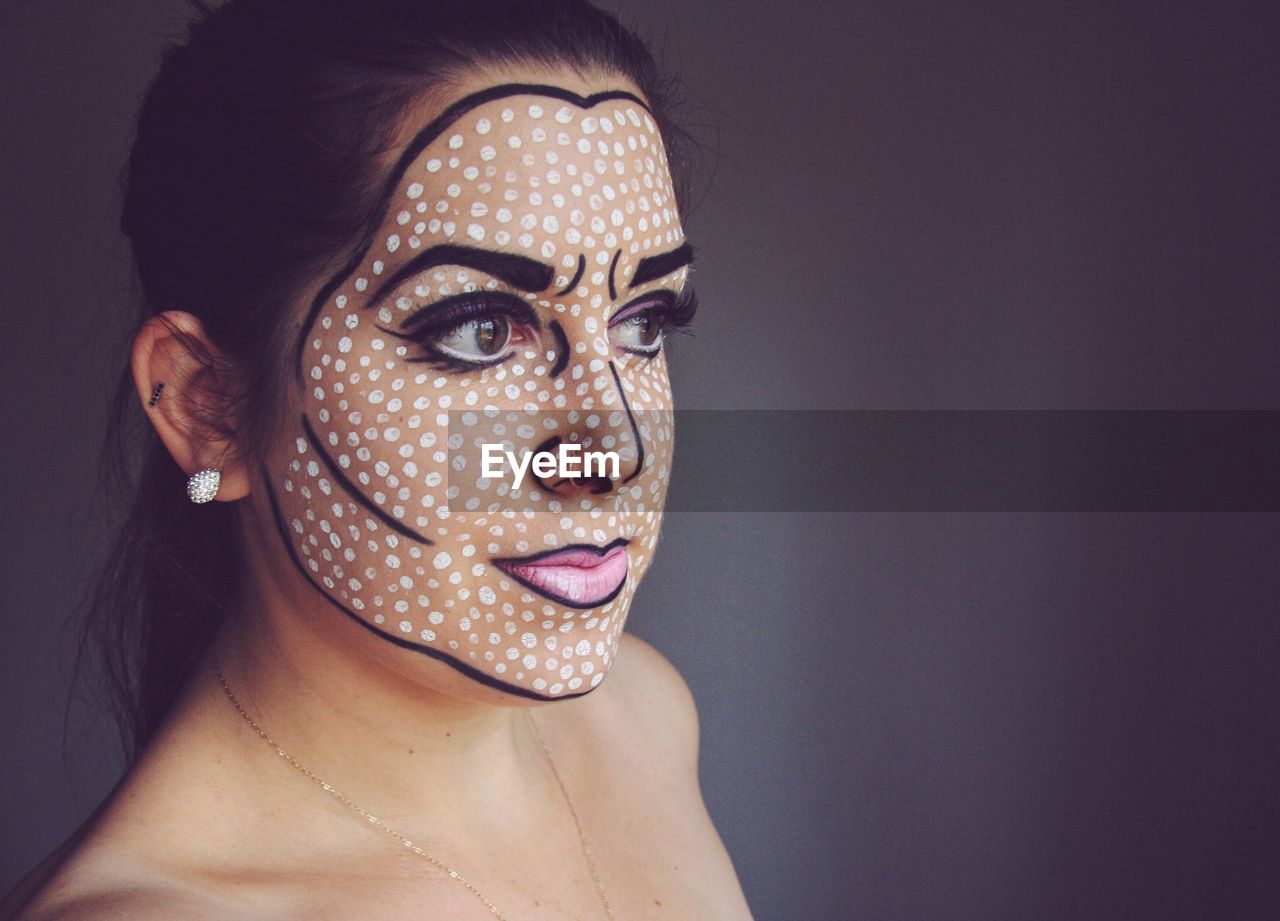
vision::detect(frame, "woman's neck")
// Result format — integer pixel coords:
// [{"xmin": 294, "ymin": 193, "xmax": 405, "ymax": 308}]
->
[{"xmin": 197, "ymin": 575, "xmax": 550, "ymax": 837}]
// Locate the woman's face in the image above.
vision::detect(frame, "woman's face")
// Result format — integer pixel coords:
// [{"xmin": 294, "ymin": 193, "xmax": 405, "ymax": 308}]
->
[{"xmin": 260, "ymin": 80, "xmax": 692, "ymax": 700}]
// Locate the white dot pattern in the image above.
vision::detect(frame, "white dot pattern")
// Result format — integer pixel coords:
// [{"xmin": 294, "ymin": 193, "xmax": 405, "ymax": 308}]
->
[{"xmin": 273, "ymin": 90, "xmax": 688, "ymax": 698}]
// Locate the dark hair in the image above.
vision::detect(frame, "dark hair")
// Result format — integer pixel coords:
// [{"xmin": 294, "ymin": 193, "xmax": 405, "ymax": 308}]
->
[{"xmin": 75, "ymin": 0, "xmax": 694, "ymax": 763}]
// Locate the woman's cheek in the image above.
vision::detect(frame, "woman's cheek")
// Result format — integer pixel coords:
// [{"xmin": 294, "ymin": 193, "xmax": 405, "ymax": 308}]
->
[{"xmin": 265, "ymin": 360, "xmax": 645, "ymax": 697}]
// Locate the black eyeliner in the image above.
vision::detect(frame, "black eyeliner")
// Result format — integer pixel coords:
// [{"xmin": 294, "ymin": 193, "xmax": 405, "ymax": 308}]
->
[
  {"xmin": 609, "ymin": 286, "xmax": 699, "ymax": 359},
  {"xmin": 376, "ymin": 290, "xmax": 541, "ymax": 336},
  {"xmin": 374, "ymin": 291, "xmax": 542, "ymax": 372},
  {"xmin": 608, "ymin": 286, "xmax": 698, "ymax": 330}
]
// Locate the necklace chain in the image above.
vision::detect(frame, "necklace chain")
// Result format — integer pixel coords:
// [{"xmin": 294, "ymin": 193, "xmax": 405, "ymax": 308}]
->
[{"xmin": 212, "ymin": 660, "xmax": 614, "ymax": 921}]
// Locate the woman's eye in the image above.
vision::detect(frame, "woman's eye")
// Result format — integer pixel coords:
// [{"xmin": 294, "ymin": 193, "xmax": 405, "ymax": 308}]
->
[
  {"xmin": 375, "ymin": 291, "xmax": 541, "ymax": 373},
  {"xmin": 433, "ymin": 315, "xmax": 513, "ymax": 361},
  {"xmin": 607, "ymin": 289, "xmax": 696, "ymax": 357},
  {"xmin": 611, "ymin": 311, "xmax": 665, "ymax": 352}
]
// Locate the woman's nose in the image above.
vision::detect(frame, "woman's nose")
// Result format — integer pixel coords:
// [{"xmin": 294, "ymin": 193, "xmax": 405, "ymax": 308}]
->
[{"xmin": 528, "ymin": 361, "xmax": 644, "ymax": 499}]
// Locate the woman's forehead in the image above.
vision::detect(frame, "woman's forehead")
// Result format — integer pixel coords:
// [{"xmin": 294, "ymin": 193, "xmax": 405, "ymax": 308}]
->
[
  {"xmin": 364, "ymin": 86, "xmax": 685, "ymax": 294},
  {"xmin": 294, "ymin": 84, "xmax": 691, "ymax": 378}
]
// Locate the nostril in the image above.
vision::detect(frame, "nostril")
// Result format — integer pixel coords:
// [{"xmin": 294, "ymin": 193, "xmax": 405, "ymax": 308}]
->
[{"xmin": 528, "ymin": 432, "xmax": 621, "ymax": 496}]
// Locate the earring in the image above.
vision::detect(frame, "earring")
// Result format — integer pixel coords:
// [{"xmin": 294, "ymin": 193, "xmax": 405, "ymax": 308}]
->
[
  {"xmin": 187, "ymin": 467, "xmax": 222, "ymax": 504},
  {"xmin": 147, "ymin": 382, "xmax": 165, "ymax": 407}
]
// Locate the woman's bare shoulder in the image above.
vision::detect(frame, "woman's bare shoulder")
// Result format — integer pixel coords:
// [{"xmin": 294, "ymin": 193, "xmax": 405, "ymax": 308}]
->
[
  {"xmin": 2, "ymin": 848, "xmax": 217, "ymax": 921},
  {"xmin": 564, "ymin": 631, "xmax": 700, "ymax": 774},
  {"xmin": 1, "ymin": 795, "xmax": 266, "ymax": 921},
  {"xmin": 8, "ymin": 884, "xmax": 232, "ymax": 921},
  {"xmin": 615, "ymin": 632, "xmax": 699, "ymax": 727}
]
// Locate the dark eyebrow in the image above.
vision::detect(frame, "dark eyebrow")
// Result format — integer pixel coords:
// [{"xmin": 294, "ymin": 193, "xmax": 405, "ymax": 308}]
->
[
  {"xmin": 628, "ymin": 242, "xmax": 695, "ymax": 290},
  {"xmin": 365, "ymin": 243, "xmax": 555, "ymax": 309}
]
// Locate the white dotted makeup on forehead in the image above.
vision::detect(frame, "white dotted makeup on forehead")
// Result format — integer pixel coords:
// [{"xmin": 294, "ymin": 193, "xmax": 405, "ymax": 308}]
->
[{"xmin": 265, "ymin": 83, "xmax": 696, "ymax": 700}]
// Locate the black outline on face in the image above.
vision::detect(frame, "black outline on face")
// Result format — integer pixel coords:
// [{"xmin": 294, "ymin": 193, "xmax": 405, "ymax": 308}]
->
[
  {"xmin": 607, "ymin": 248, "xmax": 622, "ymax": 301},
  {"xmin": 300, "ymin": 413, "xmax": 434, "ymax": 545},
  {"xmin": 553, "ymin": 253, "xmax": 586, "ymax": 297},
  {"xmin": 492, "ymin": 536, "xmax": 631, "ymax": 609},
  {"xmin": 259, "ymin": 460, "xmax": 592, "ymax": 702},
  {"xmin": 278, "ymin": 83, "xmax": 669, "ymax": 700},
  {"xmin": 547, "ymin": 319, "xmax": 571, "ymax": 378},
  {"xmin": 608, "ymin": 360, "xmax": 645, "ymax": 486},
  {"xmin": 293, "ymin": 83, "xmax": 655, "ymax": 382}
]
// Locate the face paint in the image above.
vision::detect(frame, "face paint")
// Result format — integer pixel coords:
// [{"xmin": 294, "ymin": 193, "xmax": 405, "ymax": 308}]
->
[{"xmin": 263, "ymin": 84, "xmax": 692, "ymax": 700}]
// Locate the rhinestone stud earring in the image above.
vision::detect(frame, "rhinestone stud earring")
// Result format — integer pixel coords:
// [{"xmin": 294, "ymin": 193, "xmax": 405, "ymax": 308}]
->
[{"xmin": 187, "ymin": 467, "xmax": 222, "ymax": 504}]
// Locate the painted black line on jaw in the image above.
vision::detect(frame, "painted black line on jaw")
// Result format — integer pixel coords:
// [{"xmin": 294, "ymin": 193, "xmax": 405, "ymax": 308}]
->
[
  {"xmin": 548, "ymin": 320, "xmax": 570, "ymax": 378},
  {"xmin": 300, "ymin": 413, "xmax": 433, "ymax": 546},
  {"xmin": 491, "ymin": 538, "xmax": 631, "ymax": 610},
  {"xmin": 293, "ymin": 83, "xmax": 655, "ymax": 386},
  {"xmin": 608, "ymin": 361, "xmax": 645, "ymax": 485},
  {"xmin": 260, "ymin": 462, "xmax": 595, "ymax": 702},
  {"xmin": 554, "ymin": 253, "xmax": 585, "ymax": 297}
]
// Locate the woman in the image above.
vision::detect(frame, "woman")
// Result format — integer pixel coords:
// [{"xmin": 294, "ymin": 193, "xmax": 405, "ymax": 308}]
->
[{"xmin": 2, "ymin": 0, "xmax": 753, "ymax": 917}]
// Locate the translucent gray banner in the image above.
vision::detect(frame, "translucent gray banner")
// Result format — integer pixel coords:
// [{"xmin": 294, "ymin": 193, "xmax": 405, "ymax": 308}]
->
[{"xmin": 443, "ymin": 410, "xmax": 1280, "ymax": 512}]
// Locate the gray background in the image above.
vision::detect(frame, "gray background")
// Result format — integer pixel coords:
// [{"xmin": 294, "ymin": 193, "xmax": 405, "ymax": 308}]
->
[{"xmin": 3, "ymin": 1, "xmax": 1278, "ymax": 919}]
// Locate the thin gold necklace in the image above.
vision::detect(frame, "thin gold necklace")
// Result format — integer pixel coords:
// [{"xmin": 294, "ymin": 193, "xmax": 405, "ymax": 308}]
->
[{"xmin": 212, "ymin": 660, "xmax": 614, "ymax": 920}]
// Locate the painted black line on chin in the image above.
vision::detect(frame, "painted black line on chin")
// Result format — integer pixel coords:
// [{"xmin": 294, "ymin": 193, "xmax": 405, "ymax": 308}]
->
[
  {"xmin": 608, "ymin": 361, "xmax": 645, "ymax": 485},
  {"xmin": 548, "ymin": 320, "xmax": 570, "ymax": 378},
  {"xmin": 293, "ymin": 84, "xmax": 654, "ymax": 386},
  {"xmin": 299, "ymin": 413, "xmax": 433, "ymax": 546},
  {"xmin": 554, "ymin": 253, "xmax": 585, "ymax": 297},
  {"xmin": 260, "ymin": 463, "xmax": 595, "ymax": 703}
]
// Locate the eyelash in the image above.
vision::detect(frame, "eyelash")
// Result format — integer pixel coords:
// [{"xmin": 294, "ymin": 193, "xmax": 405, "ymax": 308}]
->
[
  {"xmin": 375, "ymin": 292, "xmax": 540, "ymax": 373},
  {"xmin": 374, "ymin": 286, "xmax": 699, "ymax": 372},
  {"xmin": 609, "ymin": 287, "xmax": 700, "ymax": 361}
]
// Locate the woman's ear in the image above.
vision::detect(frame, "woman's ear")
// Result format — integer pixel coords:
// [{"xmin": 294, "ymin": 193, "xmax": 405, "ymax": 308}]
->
[{"xmin": 130, "ymin": 310, "xmax": 252, "ymax": 501}]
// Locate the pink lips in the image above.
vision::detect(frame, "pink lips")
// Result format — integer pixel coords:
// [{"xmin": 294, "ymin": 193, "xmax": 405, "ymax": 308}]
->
[{"xmin": 493, "ymin": 543, "xmax": 629, "ymax": 608}]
